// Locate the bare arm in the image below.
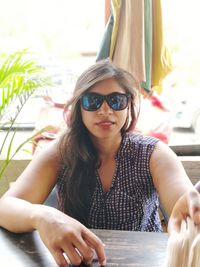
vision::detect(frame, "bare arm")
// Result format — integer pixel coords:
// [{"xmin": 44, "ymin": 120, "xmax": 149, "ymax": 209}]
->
[
  {"xmin": 150, "ymin": 141, "xmax": 193, "ymax": 215},
  {"xmin": 0, "ymin": 140, "xmax": 106, "ymax": 266},
  {"xmin": 150, "ymin": 141, "xmax": 200, "ymax": 232},
  {"xmin": 0, "ymin": 139, "xmax": 61, "ymax": 232}
]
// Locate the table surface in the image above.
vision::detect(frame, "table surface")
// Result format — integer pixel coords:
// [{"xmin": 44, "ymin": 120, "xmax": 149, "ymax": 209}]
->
[{"xmin": 0, "ymin": 227, "xmax": 168, "ymax": 267}]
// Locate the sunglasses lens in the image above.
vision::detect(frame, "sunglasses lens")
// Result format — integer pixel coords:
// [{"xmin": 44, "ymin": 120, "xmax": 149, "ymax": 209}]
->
[
  {"xmin": 108, "ymin": 93, "xmax": 129, "ymax": 110},
  {"xmin": 81, "ymin": 93, "xmax": 129, "ymax": 111},
  {"xmin": 81, "ymin": 94, "xmax": 102, "ymax": 111}
]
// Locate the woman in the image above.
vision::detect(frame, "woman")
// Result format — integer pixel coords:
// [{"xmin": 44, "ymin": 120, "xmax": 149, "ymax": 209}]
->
[{"xmin": 0, "ymin": 59, "xmax": 199, "ymax": 267}]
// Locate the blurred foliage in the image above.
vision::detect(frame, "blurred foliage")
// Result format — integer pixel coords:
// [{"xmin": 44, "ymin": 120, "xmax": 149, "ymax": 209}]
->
[{"xmin": 0, "ymin": 49, "xmax": 53, "ymax": 178}]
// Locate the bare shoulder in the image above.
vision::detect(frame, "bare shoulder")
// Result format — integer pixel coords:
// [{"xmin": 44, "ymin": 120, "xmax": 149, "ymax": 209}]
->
[
  {"xmin": 150, "ymin": 141, "xmax": 189, "ymax": 182},
  {"xmin": 32, "ymin": 138, "xmax": 61, "ymax": 165},
  {"xmin": 3, "ymin": 138, "xmax": 63, "ymax": 202},
  {"xmin": 151, "ymin": 141, "xmax": 180, "ymax": 163}
]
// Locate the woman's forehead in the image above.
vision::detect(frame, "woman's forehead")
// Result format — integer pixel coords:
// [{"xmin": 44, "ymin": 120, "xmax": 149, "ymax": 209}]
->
[{"xmin": 88, "ymin": 78, "xmax": 125, "ymax": 94}]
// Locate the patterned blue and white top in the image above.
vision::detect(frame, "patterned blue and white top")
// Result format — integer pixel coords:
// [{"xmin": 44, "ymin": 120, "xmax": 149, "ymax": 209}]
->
[{"xmin": 57, "ymin": 133, "xmax": 163, "ymax": 232}]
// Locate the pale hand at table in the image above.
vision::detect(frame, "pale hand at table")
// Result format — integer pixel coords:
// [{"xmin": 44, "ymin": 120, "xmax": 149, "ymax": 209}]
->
[
  {"xmin": 34, "ymin": 205, "xmax": 106, "ymax": 267},
  {"xmin": 168, "ymin": 189, "xmax": 200, "ymax": 233}
]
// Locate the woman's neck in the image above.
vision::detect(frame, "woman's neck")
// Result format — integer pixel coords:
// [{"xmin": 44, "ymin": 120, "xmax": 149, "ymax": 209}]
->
[{"xmin": 92, "ymin": 134, "xmax": 122, "ymax": 159}]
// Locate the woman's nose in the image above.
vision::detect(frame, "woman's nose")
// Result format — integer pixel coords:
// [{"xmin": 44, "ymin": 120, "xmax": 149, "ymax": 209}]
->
[{"xmin": 97, "ymin": 100, "xmax": 113, "ymax": 115}]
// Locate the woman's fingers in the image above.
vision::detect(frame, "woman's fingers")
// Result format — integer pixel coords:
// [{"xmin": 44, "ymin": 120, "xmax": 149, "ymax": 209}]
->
[
  {"xmin": 47, "ymin": 227, "xmax": 104, "ymax": 266},
  {"xmin": 82, "ymin": 228, "xmax": 106, "ymax": 266},
  {"xmin": 168, "ymin": 189, "xmax": 200, "ymax": 234},
  {"xmin": 49, "ymin": 240, "xmax": 84, "ymax": 267},
  {"xmin": 168, "ymin": 214, "xmax": 181, "ymax": 234},
  {"xmin": 37, "ymin": 208, "xmax": 106, "ymax": 266},
  {"xmin": 61, "ymin": 242, "xmax": 83, "ymax": 266},
  {"xmin": 48, "ymin": 247, "xmax": 69, "ymax": 267},
  {"xmin": 187, "ymin": 190, "xmax": 200, "ymax": 224},
  {"xmin": 72, "ymin": 235, "xmax": 94, "ymax": 265}
]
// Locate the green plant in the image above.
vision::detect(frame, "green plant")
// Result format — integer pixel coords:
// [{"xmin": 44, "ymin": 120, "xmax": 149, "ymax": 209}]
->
[{"xmin": 0, "ymin": 49, "xmax": 53, "ymax": 178}]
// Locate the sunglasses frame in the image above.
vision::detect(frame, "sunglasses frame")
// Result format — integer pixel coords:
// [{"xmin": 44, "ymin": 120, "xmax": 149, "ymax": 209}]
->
[{"xmin": 80, "ymin": 92, "xmax": 131, "ymax": 111}]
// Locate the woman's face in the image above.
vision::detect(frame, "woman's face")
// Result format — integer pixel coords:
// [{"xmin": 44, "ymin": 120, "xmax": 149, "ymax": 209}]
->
[{"xmin": 80, "ymin": 78, "xmax": 129, "ymax": 141}]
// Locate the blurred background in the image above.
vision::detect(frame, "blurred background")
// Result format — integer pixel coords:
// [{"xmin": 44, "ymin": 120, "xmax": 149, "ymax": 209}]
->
[{"xmin": 0, "ymin": 0, "xmax": 200, "ymax": 158}]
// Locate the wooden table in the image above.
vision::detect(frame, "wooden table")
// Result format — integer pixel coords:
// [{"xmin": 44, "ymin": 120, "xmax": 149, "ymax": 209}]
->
[{"xmin": 0, "ymin": 227, "xmax": 168, "ymax": 267}]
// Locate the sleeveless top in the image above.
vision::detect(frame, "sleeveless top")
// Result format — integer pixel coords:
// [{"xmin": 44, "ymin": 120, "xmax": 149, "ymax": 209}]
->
[{"xmin": 57, "ymin": 132, "xmax": 162, "ymax": 232}]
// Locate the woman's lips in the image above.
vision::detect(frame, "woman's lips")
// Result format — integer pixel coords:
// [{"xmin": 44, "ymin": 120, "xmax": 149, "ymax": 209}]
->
[{"xmin": 96, "ymin": 121, "xmax": 115, "ymax": 129}]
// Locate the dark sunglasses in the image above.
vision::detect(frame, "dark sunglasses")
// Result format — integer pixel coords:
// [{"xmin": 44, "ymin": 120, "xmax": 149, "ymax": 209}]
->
[{"xmin": 80, "ymin": 92, "xmax": 131, "ymax": 111}]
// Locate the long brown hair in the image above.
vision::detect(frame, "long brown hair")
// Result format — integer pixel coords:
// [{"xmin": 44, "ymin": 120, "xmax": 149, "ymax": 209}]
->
[{"xmin": 58, "ymin": 59, "xmax": 140, "ymax": 225}]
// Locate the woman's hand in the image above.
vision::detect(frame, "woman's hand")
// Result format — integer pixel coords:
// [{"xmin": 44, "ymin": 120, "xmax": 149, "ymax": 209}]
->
[
  {"xmin": 33, "ymin": 205, "xmax": 106, "ymax": 267},
  {"xmin": 168, "ymin": 189, "xmax": 200, "ymax": 234}
]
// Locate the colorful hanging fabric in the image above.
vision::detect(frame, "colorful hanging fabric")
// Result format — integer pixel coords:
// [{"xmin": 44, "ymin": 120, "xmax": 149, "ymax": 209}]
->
[
  {"xmin": 109, "ymin": 0, "xmax": 122, "ymax": 59},
  {"xmin": 151, "ymin": 0, "xmax": 173, "ymax": 94},
  {"xmin": 141, "ymin": 0, "xmax": 152, "ymax": 93},
  {"xmin": 96, "ymin": 0, "xmax": 173, "ymax": 95},
  {"xmin": 112, "ymin": 0, "xmax": 146, "ymax": 83},
  {"xmin": 96, "ymin": 14, "xmax": 114, "ymax": 61}
]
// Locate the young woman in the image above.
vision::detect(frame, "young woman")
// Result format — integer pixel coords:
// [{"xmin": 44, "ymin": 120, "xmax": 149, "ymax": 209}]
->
[{"xmin": 0, "ymin": 59, "xmax": 199, "ymax": 267}]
